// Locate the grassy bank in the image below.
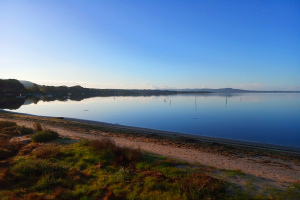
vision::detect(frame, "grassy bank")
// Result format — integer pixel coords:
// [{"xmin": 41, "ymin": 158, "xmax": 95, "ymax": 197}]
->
[{"xmin": 0, "ymin": 121, "xmax": 227, "ymax": 199}]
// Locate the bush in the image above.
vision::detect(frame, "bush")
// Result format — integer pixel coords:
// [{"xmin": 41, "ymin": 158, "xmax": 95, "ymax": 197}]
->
[
  {"xmin": 0, "ymin": 132, "xmax": 11, "ymax": 140},
  {"xmin": 18, "ymin": 143, "xmax": 41, "ymax": 156},
  {"xmin": 0, "ymin": 121, "xmax": 17, "ymax": 129},
  {"xmin": 16, "ymin": 126, "xmax": 34, "ymax": 135},
  {"xmin": 34, "ymin": 122, "xmax": 43, "ymax": 132},
  {"xmin": 0, "ymin": 138, "xmax": 24, "ymax": 160},
  {"xmin": 88, "ymin": 137, "xmax": 141, "ymax": 167},
  {"xmin": 32, "ymin": 144, "xmax": 61, "ymax": 158},
  {"xmin": 0, "ymin": 121, "xmax": 34, "ymax": 136},
  {"xmin": 1, "ymin": 127, "xmax": 19, "ymax": 136},
  {"xmin": 0, "ymin": 148, "xmax": 13, "ymax": 160},
  {"xmin": 31, "ymin": 130, "xmax": 59, "ymax": 143},
  {"xmin": 181, "ymin": 173, "xmax": 225, "ymax": 200},
  {"xmin": 88, "ymin": 137, "xmax": 117, "ymax": 152}
]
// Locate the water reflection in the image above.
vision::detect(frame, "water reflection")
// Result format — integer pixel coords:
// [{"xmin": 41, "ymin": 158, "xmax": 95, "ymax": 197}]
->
[
  {"xmin": 2, "ymin": 92, "xmax": 298, "ymax": 111},
  {"xmin": 0, "ymin": 94, "xmax": 99, "ymax": 109},
  {"xmin": 0, "ymin": 97, "xmax": 25, "ymax": 109},
  {"xmin": 2, "ymin": 93, "xmax": 300, "ymax": 147}
]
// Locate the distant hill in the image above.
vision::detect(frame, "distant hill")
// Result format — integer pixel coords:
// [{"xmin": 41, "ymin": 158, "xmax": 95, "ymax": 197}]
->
[
  {"xmin": 171, "ymin": 88, "xmax": 300, "ymax": 93},
  {"xmin": 0, "ymin": 79, "xmax": 26, "ymax": 95},
  {"xmin": 174, "ymin": 88, "xmax": 248, "ymax": 93},
  {"xmin": 1, "ymin": 78, "xmax": 299, "ymax": 96},
  {"xmin": 199, "ymin": 88, "xmax": 250, "ymax": 93},
  {"xmin": 19, "ymin": 80, "xmax": 38, "ymax": 88}
]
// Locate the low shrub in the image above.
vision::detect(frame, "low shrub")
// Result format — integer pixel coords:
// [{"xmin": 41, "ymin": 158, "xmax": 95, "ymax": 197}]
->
[
  {"xmin": 181, "ymin": 173, "xmax": 225, "ymax": 200},
  {"xmin": 0, "ymin": 148, "xmax": 13, "ymax": 160},
  {"xmin": 88, "ymin": 137, "xmax": 141, "ymax": 167},
  {"xmin": 113, "ymin": 146, "xmax": 141, "ymax": 167},
  {"xmin": 0, "ymin": 132, "xmax": 10, "ymax": 137},
  {"xmin": 0, "ymin": 121, "xmax": 17, "ymax": 129},
  {"xmin": 0, "ymin": 121, "xmax": 34, "ymax": 136},
  {"xmin": 34, "ymin": 122, "xmax": 43, "ymax": 132},
  {"xmin": 0, "ymin": 138, "xmax": 24, "ymax": 160},
  {"xmin": 32, "ymin": 144, "xmax": 61, "ymax": 159},
  {"xmin": 16, "ymin": 126, "xmax": 34, "ymax": 135},
  {"xmin": 31, "ymin": 130, "xmax": 59, "ymax": 143},
  {"xmin": 0, "ymin": 138, "xmax": 9, "ymax": 148},
  {"xmin": 88, "ymin": 137, "xmax": 117, "ymax": 152},
  {"xmin": 1, "ymin": 126, "xmax": 19, "ymax": 136},
  {"xmin": 18, "ymin": 143, "xmax": 41, "ymax": 156}
]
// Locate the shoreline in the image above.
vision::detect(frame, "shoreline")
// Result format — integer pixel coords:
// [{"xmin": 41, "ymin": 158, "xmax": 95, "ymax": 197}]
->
[
  {"xmin": 1, "ymin": 110, "xmax": 300, "ymax": 185},
  {"xmin": 64, "ymin": 118, "xmax": 300, "ymax": 155},
  {"xmin": 66, "ymin": 117, "xmax": 300, "ymax": 154},
  {"xmin": 1, "ymin": 109, "xmax": 300, "ymax": 154}
]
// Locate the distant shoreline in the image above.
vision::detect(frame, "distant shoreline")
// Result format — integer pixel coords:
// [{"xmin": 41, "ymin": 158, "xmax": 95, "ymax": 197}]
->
[{"xmin": 1, "ymin": 78, "xmax": 300, "ymax": 98}]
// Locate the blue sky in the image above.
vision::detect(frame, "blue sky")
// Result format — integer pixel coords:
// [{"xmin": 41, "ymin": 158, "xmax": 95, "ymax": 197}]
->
[{"xmin": 0, "ymin": 0, "xmax": 299, "ymax": 90}]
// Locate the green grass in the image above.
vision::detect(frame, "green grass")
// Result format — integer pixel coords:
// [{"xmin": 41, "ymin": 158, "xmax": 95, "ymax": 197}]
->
[
  {"xmin": 11, "ymin": 159, "xmax": 67, "ymax": 178},
  {"xmin": 222, "ymin": 168, "xmax": 246, "ymax": 178},
  {"xmin": 0, "ymin": 136, "xmax": 227, "ymax": 200}
]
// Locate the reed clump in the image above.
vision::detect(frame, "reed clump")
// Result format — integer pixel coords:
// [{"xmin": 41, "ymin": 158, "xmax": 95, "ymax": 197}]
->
[
  {"xmin": 87, "ymin": 137, "xmax": 142, "ymax": 167},
  {"xmin": 31, "ymin": 130, "xmax": 59, "ymax": 143}
]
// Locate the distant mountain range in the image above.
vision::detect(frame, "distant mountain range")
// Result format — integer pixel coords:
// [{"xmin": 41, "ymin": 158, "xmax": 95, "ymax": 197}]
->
[
  {"xmin": 171, "ymin": 88, "xmax": 248, "ymax": 93},
  {"xmin": 1, "ymin": 79, "xmax": 299, "ymax": 93},
  {"xmin": 170, "ymin": 88, "xmax": 300, "ymax": 93}
]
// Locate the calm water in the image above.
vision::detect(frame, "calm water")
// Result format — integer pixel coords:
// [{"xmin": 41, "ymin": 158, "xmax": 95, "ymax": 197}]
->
[{"xmin": 4, "ymin": 93, "xmax": 300, "ymax": 147}]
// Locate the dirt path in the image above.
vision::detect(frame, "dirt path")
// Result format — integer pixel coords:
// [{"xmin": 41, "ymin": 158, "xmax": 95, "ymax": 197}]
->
[{"xmin": 2, "ymin": 118, "xmax": 300, "ymax": 186}]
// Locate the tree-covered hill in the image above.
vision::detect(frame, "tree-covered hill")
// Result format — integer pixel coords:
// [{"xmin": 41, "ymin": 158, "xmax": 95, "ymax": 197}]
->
[
  {"xmin": 0, "ymin": 79, "xmax": 209, "ymax": 97},
  {"xmin": 0, "ymin": 79, "xmax": 26, "ymax": 95}
]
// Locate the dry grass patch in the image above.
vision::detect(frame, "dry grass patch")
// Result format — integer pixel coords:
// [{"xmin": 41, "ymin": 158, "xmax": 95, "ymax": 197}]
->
[
  {"xmin": 87, "ymin": 137, "xmax": 142, "ymax": 168},
  {"xmin": 32, "ymin": 144, "xmax": 61, "ymax": 159},
  {"xmin": 18, "ymin": 143, "xmax": 41, "ymax": 156},
  {"xmin": 0, "ymin": 138, "xmax": 24, "ymax": 160},
  {"xmin": 181, "ymin": 173, "xmax": 225, "ymax": 200}
]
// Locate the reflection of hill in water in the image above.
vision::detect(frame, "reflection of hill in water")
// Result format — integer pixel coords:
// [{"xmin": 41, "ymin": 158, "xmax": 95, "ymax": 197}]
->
[
  {"xmin": 0, "ymin": 98, "xmax": 25, "ymax": 110},
  {"xmin": 2, "ymin": 95, "xmax": 93, "ymax": 110},
  {"xmin": 0, "ymin": 92, "xmax": 264, "ymax": 110},
  {"xmin": 23, "ymin": 98, "xmax": 37, "ymax": 105},
  {"xmin": 0, "ymin": 93, "xmax": 248, "ymax": 110}
]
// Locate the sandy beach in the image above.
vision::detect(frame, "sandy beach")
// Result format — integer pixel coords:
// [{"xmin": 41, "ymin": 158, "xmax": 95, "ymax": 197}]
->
[{"xmin": 1, "ymin": 112, "xmax": 299, "ymax": 190}]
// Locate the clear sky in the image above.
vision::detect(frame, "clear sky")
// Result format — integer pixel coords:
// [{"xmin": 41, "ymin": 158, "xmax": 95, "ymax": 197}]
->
[{"xmin": 0, "ymin": 0, "xmax": 299, "ymax": 90}]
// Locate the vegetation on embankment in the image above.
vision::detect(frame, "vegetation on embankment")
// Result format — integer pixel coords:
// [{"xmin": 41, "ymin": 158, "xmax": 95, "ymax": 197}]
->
[
  {"xmin": 0, "ymin": 79, "xmax": 27, "ymax": 95},
  {"xmin": 1, "ymin": 119, "xmax": 300, "ymax": 199},
  {"xmin": 0, "ymin": 121, "xmax": 227, "ymax": 199}
]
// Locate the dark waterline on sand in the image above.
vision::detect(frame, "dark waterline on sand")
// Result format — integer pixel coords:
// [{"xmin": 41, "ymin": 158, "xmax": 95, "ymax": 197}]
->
[{"xmin": 3, "ymin": 93, "xmax": 300, "ymax": 147}]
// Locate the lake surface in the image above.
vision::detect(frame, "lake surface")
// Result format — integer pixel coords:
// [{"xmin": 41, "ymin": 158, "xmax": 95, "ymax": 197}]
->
[{"xmin": 3, "ymin": 93, "xmax": 300, "ymax": 147}]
